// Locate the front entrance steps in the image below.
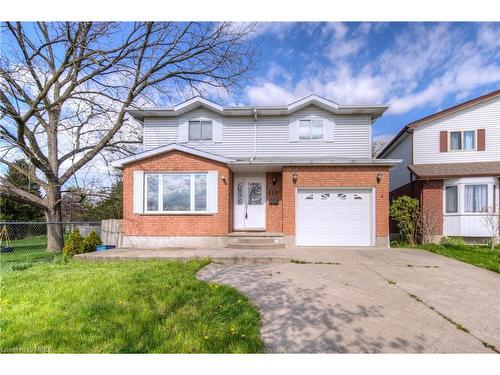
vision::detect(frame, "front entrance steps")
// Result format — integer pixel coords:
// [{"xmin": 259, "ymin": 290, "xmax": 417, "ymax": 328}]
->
[{"xmin": 226, "ymin": 232, "xmax": 285, "ymax": 250}]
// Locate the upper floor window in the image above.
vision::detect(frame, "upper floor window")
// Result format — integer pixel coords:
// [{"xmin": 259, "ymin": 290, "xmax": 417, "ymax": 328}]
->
[
  {"xmin": 299, "ymin": 119, "xmax": 324, "ymax": 141},
  {"xmin": 450, "ymin": 130, "xmax": 475, "ymax": 151},
  {"xmin": 189, "ymin": 120, "xmax": 212, "ymax": 142}
]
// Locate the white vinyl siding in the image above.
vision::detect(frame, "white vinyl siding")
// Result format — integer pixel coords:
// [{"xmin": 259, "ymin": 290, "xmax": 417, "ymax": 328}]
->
[
  {"xmin": 142, "ymin": 106, "xmax": 372, "ymax": 159},
  {"xmin": 413, "ymin": 96, "xmax": 500, "ymax": 164},
  {"xmin": 382, "ymin": 133, "xmax": 413, "ymax": 192}
]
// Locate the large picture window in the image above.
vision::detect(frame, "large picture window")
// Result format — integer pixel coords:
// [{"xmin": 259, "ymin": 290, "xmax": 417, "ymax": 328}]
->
[
  {"xmin": 189, "ymin": 120, "xmax": 213, "ymax": 141},
  {"xmin": 145, "ymin": 173, "xmax": 208, "ymax": 213}
]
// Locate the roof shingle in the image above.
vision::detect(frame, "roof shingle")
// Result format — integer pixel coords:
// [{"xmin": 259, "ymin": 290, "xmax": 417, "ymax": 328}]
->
[{"xmin": 409, "ymin": 162, "xmax": 500, "ymax": 179}]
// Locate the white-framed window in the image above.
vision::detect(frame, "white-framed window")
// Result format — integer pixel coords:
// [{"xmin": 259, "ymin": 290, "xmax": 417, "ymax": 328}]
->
[
  {"xmin": 299, "ymin": 119, "xmax": 324, "ymax": 140},
  {"xmin": 449, "ymin": 130, "xmax": 476, "ymax": 151},
  {"xmin": 188, "ymin": 120, "xmax": 213, "ymax": 142},
  {"xmin": 464, "ymin": 184, "xmax": 488, "ymax": 213},
  {"xmin": 445, "ymin": 185, "xmax": 458, "ymax": 213},
  {"xmin": 145, "ymin": 173, "xmax": 208, "ymax": 213}
]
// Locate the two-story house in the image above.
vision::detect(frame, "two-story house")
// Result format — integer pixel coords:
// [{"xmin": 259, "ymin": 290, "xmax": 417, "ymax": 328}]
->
[
  {"xmin": 378, "ymin": 89, "xmax": 500, "ymax": 242},
  {"xmin": 111, "ymin": 95, "xmax": 400, "ymax": 249}
]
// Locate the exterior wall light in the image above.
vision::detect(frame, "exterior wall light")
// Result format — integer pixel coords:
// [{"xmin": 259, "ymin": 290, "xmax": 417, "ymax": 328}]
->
[
  {"xmin": 376, "ymin": 173, "xmax": 383, "ymax": 184},
  {"xmin": 292, "ymin": 172, "xmax": 298, "ymax": 184},
  {"xmin": 272, "ymin": 175, "xmax": 278, "ymax": 185}
]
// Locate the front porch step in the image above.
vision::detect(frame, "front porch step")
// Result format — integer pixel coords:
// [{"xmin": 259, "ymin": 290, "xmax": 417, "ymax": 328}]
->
[
  {"xmin": 237, "ymin": 237, "xmax": 276, "ymax": 244},
  {"xmin": 227, "ymin": 232, "xmax": 285, "ymax": 237},
  {"xmin": 225, "ymin": 232, "xmax": 286, "ymax": 250},
  {"xmin": 226, "ymin": 242, "xmax": 285, "ymax": 250}
]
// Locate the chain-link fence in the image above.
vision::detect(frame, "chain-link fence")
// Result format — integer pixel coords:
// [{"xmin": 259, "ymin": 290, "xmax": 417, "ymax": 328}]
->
[{"xmin": 0, "ymin": 222, "xmax": 100, "ymax": 271}]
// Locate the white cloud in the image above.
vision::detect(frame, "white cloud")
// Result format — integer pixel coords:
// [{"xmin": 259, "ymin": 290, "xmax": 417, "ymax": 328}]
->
[{"xmin": 244, "ymin": 22, "xmax": 500, "ymax": 115}]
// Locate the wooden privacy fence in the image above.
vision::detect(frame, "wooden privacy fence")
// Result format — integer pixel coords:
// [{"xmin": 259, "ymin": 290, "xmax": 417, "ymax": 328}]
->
[{"xmin": 100, "ymin": 219, "xmax": 123, "ymax": 247}]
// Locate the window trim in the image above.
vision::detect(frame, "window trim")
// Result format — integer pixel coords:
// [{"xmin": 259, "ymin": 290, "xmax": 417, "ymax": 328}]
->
[
  {"xmin": 298, "ymin": 118, "xmax": 325, "ymax": 141},
  {"xmin": 188, "ymin": 119, "xmax": 213, "ymax": 142},
  {"xmin": 144, "ymin": 172, "xmax": 209, "ymax": 214},
  {"xmin": 448, "ymin": 130, "xmax": 477, "ymax": 152}
]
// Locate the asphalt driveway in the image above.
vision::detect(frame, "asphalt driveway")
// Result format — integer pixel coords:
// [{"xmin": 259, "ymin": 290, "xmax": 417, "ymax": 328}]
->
[{"xmin": 198, "ymin": 247, "xmax": 500, "ymax": 353}]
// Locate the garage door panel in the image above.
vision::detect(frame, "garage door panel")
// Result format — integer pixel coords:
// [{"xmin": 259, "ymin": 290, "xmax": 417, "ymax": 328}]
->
[{"xmin": 297, "ymin": 189, "xmax": 372, "ymax": 246}]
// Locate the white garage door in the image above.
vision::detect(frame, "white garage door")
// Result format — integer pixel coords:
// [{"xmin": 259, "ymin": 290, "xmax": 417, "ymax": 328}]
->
[{"xmin": 297, "ymin": 189, "xmax": 373, "ymax": 246}]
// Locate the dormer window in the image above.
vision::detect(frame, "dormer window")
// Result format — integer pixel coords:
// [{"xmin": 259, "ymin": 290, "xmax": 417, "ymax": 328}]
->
[
  {"xmin": 189, "ymin": 120, "xmax": 213, "ymax": 142},
  {"xmin": 450, "ymin": 130, "xmax": 475, "ymax": 151},
  {"xmin": 299, "ymin": 119, "xmax": 324, "ymax": 141}
]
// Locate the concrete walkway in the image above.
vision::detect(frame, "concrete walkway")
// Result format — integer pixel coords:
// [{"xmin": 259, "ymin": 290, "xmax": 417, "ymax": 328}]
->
[
  {"xmin": 198, "ymin": 247, "xmax": 500, "ymax": 353},
  {"xmin": 76, "ymin": 247, "xmax": 291, "ymax": 264},
  {"xmin": 78, "ymin": 246, "xmax": 500, "ymax": 353}
]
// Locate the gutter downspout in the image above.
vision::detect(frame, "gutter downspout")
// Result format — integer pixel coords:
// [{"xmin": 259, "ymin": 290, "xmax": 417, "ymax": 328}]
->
[{"xmin": 251, "ymin": 108, "xmax": 258, "ymax": 161}]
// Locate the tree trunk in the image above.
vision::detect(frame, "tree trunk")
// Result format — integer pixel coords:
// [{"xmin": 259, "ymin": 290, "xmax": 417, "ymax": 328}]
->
[{"xmin": 45, "ymin": 184, "xmax": 64, "ymax": 252}]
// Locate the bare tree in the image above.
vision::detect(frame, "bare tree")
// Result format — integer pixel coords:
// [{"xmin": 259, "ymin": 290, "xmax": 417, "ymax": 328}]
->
[
  {"xmin": 482, "ymin": 206, "xmax": 499, "ymax": 250},
  {"xmin": 371, "ymin": 139, "xmax": 388, "ymax": 158},
  {"xmin": 0, "ymin": 22, "xmax": 255, "ymax": 251},
  {"xmin": 417, "ymin": 200, "xmax": 440, "ymax": 244}
]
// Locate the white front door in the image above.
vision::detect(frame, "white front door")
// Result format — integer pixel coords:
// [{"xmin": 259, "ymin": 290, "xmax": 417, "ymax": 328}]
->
[
  {"xmin": 234, "ymin": 177, "xmax": 266, "ymax": 230},
  {"xmin": 297, "ymin": 189, "xmax": 373, "ymax": 246}
]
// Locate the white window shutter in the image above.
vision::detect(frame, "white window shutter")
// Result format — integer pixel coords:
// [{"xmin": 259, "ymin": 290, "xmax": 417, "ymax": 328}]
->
[
  {"xmin": 325, "ymin": 119, "xmax": 335, "ymax": 142},
  {"xmin": 206, "ymin": 171, "xmax": 219, "ymax": 213},
  {"xmin": 213, "ymin": 120, "xmax": 222, "ymax": 143},
  {"xmin": 178, "ymin": 120, "xmax": 189, "ymax": 143},
  {"xmin": 289, "ymin": 121, "xmax": 299, "ymax": 142},
  {"xmin": 133, "ymin": 171, "xmax": 144, "ymax": 214}
]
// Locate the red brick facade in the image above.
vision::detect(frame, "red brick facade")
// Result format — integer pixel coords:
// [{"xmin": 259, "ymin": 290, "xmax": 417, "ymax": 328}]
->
[
  {"xmin": 389, "ymin": 179, "xmax": 444, "ymax": 235},
  {"xmin": 123, "ymin": 151, "xmax": 391, "ymax": 240},
  {"xmin": 123, "ymin": 151, "xmax": 232, "ymax": 236},
  {"xmin": 265, "ymin": 172, "xmax": 283, "ymax": 232},
  {"xmin": 281, "ymin": 166, "xmax": 390, "ymax": 237},
  {"xmin": 418, "ymin": 180, "xmax": 444, "ymax": 235}
]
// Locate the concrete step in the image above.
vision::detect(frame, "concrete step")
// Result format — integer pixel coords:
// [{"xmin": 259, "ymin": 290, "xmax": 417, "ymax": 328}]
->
[
  {"xmin": 226, "ymin": 242, "xmax": 285, "ymax": 250},
  {"xmin": 227, "ymin": 232, "xmax": 285, "ymax": 237},
  {"xmin": 235, "ymin": 237, "xmax": 277, "ymax": 245}
]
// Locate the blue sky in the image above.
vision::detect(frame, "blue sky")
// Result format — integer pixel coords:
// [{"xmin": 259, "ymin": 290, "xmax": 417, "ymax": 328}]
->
[{"xmin": 232, "ymin": 22, "xmax": 500, "ymax": 141}]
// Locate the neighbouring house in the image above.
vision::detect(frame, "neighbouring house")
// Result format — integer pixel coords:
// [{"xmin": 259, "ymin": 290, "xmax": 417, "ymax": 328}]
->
[
  {"xmin": 111, "ymin": 95, "xmax": 400, "ymax": 249},
  {"xmin": 378, "ymin": 89, "xmax": 500, "ymax": 242}
]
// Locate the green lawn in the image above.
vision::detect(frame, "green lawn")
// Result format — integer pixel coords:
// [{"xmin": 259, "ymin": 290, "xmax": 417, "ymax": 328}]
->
[
  {"xmin": 0, "ymin": 259, "xmax": 263, "ymax": 353},
  {"xmin": 0, "ymin": 235, "xmax": 56, "ymax": 270},
  {"xmin": 393, "ymin": 241, "xmax": 500, "ymax": 273}
]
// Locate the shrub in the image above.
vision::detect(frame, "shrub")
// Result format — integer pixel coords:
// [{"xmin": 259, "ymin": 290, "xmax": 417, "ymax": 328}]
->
[
  {"xmin": 440, "ymin": 236, "xmax": 467, "ymax": 248},
  {"xmin": 82, "ymin": 231, "xmax": 101, "ymax": 253},
  {"xmin": 390, "ymin": 196, "xmax": 420, "ymax": 245},
  {"xmin": 63, "ymin": 229, "xmax": 85, "ymax": 257}
]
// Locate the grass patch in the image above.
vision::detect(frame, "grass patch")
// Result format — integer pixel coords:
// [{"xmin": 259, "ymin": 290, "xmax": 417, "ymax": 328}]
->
[
  {"xmin": 392, "ymin": 241, "xmax": 500, "ymax": 273},
  {"xmin": 1, "ymin": 236, "xmax": 57, "ymax": 271},
  {"xmin": 0, "ymin": 259, "xmax": 262, "ymax": 353}
]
